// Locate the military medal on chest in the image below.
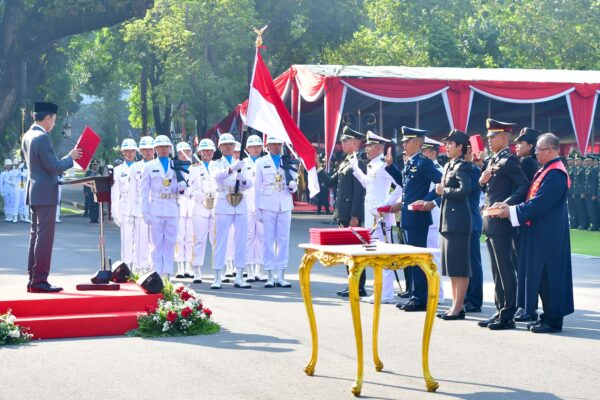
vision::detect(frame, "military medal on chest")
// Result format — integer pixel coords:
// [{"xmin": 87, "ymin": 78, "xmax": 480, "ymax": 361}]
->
[
  {"xmin": 275, "ymin": 173, "xmax": 283, "ymax": 182},
  {"xmin": 163, "ymin": 178, "xmax": 171, "ymax": 187}
]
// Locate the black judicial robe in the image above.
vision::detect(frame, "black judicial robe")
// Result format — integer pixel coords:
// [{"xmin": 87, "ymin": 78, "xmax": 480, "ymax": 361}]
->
[{"xmin": 515, "ymin": 158, "xmax": 574, "ymax": 319}]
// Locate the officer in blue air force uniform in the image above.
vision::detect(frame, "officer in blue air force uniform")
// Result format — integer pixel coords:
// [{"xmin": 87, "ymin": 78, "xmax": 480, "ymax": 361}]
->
[{"xmin": 385, "ymin": 126, "xmax": 442, "ymax": 312}]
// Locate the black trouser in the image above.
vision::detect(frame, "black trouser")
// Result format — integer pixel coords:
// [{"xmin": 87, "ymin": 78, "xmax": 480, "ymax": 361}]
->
[
  {"xmin": 576, "ymin": 194, "xmax": 589, "ymax": 228},
  {"xmin": 486, "ymin": 234, "xmax": 517, "ymax": 320},
  {"xmin": 339, "ymin": 219, "xmax": 366, "ymax": 291},
  {"xmin": 28, "ymin": 205, "xmax": 57, "ymax": 285},
  {"xmin": 402, "ymin": 226, "xmax": 429, "ymax": 305},
  {"xmin": 585, "ymin": 195, "xmax": 598, "ymax": 229},
  {"xmin": 465, "ymin": 231, "xmax": 483, "ymax": 308},
  {"xmin": 88, "ymin": 198, "xmax": 99, "ymax": 222},
  {"xmin": 568, "ymin": 195, "xmax": 578, "ymax": 228}
]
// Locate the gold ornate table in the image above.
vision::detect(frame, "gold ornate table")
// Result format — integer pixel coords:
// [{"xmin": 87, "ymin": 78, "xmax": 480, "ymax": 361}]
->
[{"xmin": 298, "ymin": 242, "xmax": 440, "ymax": 396}]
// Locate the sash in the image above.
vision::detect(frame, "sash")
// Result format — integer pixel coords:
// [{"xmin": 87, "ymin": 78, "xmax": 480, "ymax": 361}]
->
[{"xmin": 525, "ymin": 159, "xmax": 570, "ymax": 226}]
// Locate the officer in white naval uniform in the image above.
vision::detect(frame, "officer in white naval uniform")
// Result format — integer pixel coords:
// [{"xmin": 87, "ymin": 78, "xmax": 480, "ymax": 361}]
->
[
  {"xmin": 175, "ymin": 141, "xmax": 195, "ymax": 279},
  {"xmin": 209, "ymin": 133, "xmax": 252, "ymax": 289},
  {"xmin": 244, "ymin": 134, "xmax": 267, "ymax": 282},
  {"xmin": 351, "ymin": 132, "xmax": 402, "ymax": 303},
  {"xmin": 141, "ymin": 135, "xmax": 182, "ymax": 277},
  {"xmin": 111, "ymin": 138, "xmax": 138, "ymax": 268},
  {"xmin": 254, "ymin": 136, "xmax": 298, "ymax": 288},
  {"xmin": 13, "ymin": 157, "xmax": 30, "ymax": 222},
  {"xmin": 423, "ymin": 136, "xmax": 445, "ymax": 304},
  {"xmin": 189, "ymin": 138, "xmax": 218, "ymax": 284},
  {"xmin": 2, "ymin": 159, "xmax": 17, "ymax": 222},
  {"xmin": 223, "ymin": 141, "xmax": 242, "ymax": 278},
  {"xmin": 128, "ymin": 136, "xmax": 154, "ymax": 273}
]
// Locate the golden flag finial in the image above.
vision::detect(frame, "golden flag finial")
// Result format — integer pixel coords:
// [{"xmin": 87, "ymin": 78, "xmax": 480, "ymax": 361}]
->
[{"xmin": 253, "ymin": 24, "xmax": 269, "ymax": 48}]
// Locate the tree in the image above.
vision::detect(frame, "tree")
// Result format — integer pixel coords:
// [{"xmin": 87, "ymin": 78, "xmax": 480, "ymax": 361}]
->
[{"xmin": 0, "ymin": 0, "xmax": 154, "ymax": 155}]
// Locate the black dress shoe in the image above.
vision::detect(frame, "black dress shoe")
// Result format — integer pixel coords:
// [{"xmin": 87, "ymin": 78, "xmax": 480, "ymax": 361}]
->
[
  {"xmin": 401, "ymin": 301, "xmax": 427, "ymax": 312},
  {"xmin": 526, "ymin": 320, "xmax": 542, "ymax": 331},
  {"xmin": 175, "ymin": 274, "xmax": 185, "ymax": 279},
  {"xmin": 515, "ymin": 313, "xmax": 538, "ymax": 322},
  {"xmin": 477, "ymin": 315, "xmax": 499, "ymax": 328},
  {"xmin": 183, "ymin": 273, "xmax": 193, "ymax": 278},
  {"xmin": 397, "ymin": 290, "xmax": 410, "ymax": 298},
  {"xmin": 488, "ymin": 319, "xmax": 516, "ymax": 330},
  {"xmin": 436, "ymin": 311, "xmax": 447, "ymax": 318},
  {"xmin": 29, "ymin": 282, "xmax": 63, "ymax": 293},
  {"xmin": 530, "ymin": 323, "xmax": 562, "ymax": 334},
  {"xmin": 464, "ymin": 303, "xmax": 482, "ymax": 313},
  {"xmin": 442, "ymin": 310, "xmax": 465, "ymax": 320},
  {"xmin": 337, "ymin": 288, "xmax": 368, "ymax": 297}
]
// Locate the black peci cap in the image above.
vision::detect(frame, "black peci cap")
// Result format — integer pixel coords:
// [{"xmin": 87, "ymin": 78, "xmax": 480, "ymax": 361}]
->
[{"xmin": 34, "ymin": 102, "xmax": 58, "ymax": 114}]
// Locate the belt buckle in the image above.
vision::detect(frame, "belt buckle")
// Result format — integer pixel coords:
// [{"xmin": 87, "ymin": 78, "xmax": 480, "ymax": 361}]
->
[{"xmin": 203, "ymin": 194, "xmax": 215, "ymax": 209}]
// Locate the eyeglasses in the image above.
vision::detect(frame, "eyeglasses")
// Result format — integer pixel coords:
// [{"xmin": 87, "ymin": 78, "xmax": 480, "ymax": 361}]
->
[{"xmin": 535, "ymin": 147, "xmax": 551, "ymax": 153}]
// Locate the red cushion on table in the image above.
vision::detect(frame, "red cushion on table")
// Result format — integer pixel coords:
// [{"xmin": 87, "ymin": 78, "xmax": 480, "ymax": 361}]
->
[{"xmin": 309, "ymin": 228, "xmax": 371, "ymax": 245}]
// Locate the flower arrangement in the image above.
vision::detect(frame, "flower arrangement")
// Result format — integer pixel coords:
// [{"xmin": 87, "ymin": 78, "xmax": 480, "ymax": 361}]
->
[
  {"xmin": 0, "ymin": 309, "xmax": 33, "ymax": 345},
  {"xmin": 127, "ymin": 281, "xmax": 219, "ymax": 337}
]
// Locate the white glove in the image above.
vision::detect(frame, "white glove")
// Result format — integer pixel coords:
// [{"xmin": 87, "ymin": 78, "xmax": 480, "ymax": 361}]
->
[
  {"xmin": 229, "ymin": 159, "xmax": 243, "ymax": 172},
  {"xmin": 349, "ymin": 154, "xmax": 359, "ymax": 171},
  {"xmin": 143, "ymin": 214, "xmax": 152, "ymax": 226},
  {"xmin": 178, "ymin": 181, "xmax": 187, "ymax": 193},
  {"xmin": 288, "ymin": 180, "xmax": 298, "ymax": 193}
]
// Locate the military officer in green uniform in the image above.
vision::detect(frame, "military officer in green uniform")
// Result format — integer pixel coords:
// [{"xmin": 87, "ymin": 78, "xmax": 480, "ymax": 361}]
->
[
  {"xmin": 573, "ymin": 155, "xmax": 588, "ymax": 229},
  {"xmin": 567, "ymin": 156, "xmax": 578, "ymax": 228},
  {"xmin": 318, "ymin": 126, "xmax": 367, "ymax": 297},
  {"xmin": 583, "ymin": 155, "xmax": 599, "ymax": 230}
]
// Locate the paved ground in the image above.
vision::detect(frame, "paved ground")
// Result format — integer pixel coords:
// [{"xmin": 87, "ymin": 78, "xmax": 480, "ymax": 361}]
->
[{"xmin": 0, "ymin": 213, "xmax": 599, "ymax": 400}]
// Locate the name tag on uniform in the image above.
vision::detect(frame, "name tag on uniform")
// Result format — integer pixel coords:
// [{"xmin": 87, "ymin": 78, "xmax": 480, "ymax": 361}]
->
[
  {"xmin": 152, "ymin": 169, "xmax": 159, "ymax": 172},
  {"xmin": 163, "ymin": 178, "xmax": 171, "ymax": 187},
  {"xmin": 121, "ymin": 173, "xmax": 127, "ymax": 177},
  {"xmin": 200, "ymin": 173, "xmax": 205, "ymax": 177},
  {"xmin": 263, "ymin": 165, "xmax": 271, "ymax": 169}
]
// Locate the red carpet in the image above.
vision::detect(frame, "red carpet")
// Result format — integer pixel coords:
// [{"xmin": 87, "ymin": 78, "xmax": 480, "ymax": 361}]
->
[
  {"xmin": 0, "ymin": 283, "xmax": 161, "ymax": 339},
  {"xmin": 293, "ymin": 201, "xmax": 318, "ymax": 213}
]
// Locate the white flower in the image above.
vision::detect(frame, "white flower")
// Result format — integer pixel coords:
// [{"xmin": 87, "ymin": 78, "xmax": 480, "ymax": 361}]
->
[
  {"xmin": 7, "ymin": 315, "xmax": 16, "ymax": 324},
  {"xmin": 162, "ymin": 322, "xmax": 171, "ymax": 332},
  {"xmin": 163, "ymin": 301, "xmax": 173, "ymax": 309},
  {"xmin": 8, "ymin": 329, "xmax": 20, "ymax": 338}
]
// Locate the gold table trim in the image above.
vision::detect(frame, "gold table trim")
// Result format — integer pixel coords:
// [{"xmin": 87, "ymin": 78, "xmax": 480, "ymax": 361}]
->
[{"xmin": 299, "ymin": 248, "xmax": 440, "ymax": 396}]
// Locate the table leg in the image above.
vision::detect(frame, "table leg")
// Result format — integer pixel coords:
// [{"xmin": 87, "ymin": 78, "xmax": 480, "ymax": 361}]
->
[
  {"xmin": 348, "ymin": 261, "xmax": 365, "ymax": 397},
  {"xmin": 372, "ymin": 265, "xmax": 384, "ymax": 372},
  {"xmin": 299, "ymin": 253, "xmax": 318, "ymax": 376},
  {"xmin": 417, "ymin": 257, "xmax": 440, "ymax": 392}
]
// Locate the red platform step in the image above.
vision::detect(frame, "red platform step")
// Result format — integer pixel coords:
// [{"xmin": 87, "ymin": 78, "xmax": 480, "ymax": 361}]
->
[{"xmin": 0, "ymin": 283, "xmax": 161, "ymax": 340}]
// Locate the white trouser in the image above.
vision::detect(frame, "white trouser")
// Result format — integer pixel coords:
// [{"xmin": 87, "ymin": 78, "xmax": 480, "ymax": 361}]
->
[
  {"xmin": 372, "ymin": 215, "xmax": 395, "ymax": 299},
  {"xmin": 150, "ymin": 216, "xmax": 178, "ymax": 274},
  {"xmin": 246, "ymin": 213, "xmax": 264, "ymax": 264},
  {"xmin": 226, "ymin": 224, "xmax": 234, "ymax": 262},
  {"xmin": 119, "ymin": 214, "xmax": 135, "ymax": 264},
  {"xmin": 3, "ymin": 188, "xmax": 15, "ymax": 216},
  {"xmin": 13, "ymin": 188, "xmax": 25, "ymax": 216},
  {"xmin": 133, "ymin": 216, "xmax": 152, "ymax": 272},
  {"xmin": 175, "ymin": 216, "xmax": 193, "ymax": 263},
  {"xmin": 213, "ymin": 213, "xmax": 246, "ymax": 271},
  {"xmin": 427, "ymin": 225, "xmax": 444, "ymax": 299},
  {"xmin": 262, "ymin": 210, "xmax": 291, "ymax": 271},
  {"xmin": 192, "ymin": 214, "xmax": 215, "ymax": 267}
]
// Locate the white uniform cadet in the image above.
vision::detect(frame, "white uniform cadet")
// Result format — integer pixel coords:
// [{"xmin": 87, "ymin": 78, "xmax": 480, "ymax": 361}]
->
[
  {"xmin": 175, "ymin": 142, "xmax": 194, "ymax": 278},
  {"xmin": 13, "ymin": 158, "xmax": 30, "ymax": 222},
  {"xmin": 223, "ymin": 140, "xmax": 242, "ymax": 278},
  {"xmin": 1, "ymin": 159, "xmax": 15, "ymax": 222},
  {"xmin": 254, "ymin": 136, "xmax": 298, "ymax": 288},
  {"xmin": 128, "ymin": 136, "xmax": 154, "ymax": 273},
  {"xmin": 111, "ymin": 138, "xmax": 138, "ymax": 267},
  {"xmin": 244, "ymin": 135, "xmax": 266, "ymax": 282},
  {"xmin": 140, "ymin": 135, "xmax": 182, "ymax": 276},
  {"xmin": 351, "ymin": 132, "xmax": 402, "ymax": 303},
  {"xmin": 189, "ymin": 138, "xmax": 218, "ymax": 284},
  {"xmin": 209, "ymin": 133, "xmax": 253, "ymax": 289}
]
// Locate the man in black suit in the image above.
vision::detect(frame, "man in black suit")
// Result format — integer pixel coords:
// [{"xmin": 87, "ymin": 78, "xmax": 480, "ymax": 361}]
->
[
  {"xmin": 318, "ymin": 126, "xmax": 367, "ymax": 296},
  {"xmin": 21, "ymin": 102, "xmax": 82, "ymax": 293},
  {"xmin": 478, "ymin": 119, "xmax": 529, "ymax": 330}
]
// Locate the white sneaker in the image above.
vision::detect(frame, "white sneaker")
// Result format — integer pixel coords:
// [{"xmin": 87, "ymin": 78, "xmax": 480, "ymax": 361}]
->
[
  {"xmin": 264, "ymin": 271, "xmax": 275, "ymax": 288},
  {"xmin": 12, "ymin": 215, "xmax": 18, "ymax": 223},
  {"xmin": 360, "ymin": 295, "xmax": 396, "ymax": 304},
  {"xmin": 175, "ymin": 262, "xmax": 185, "ymax": 278},
  {"xmin": 3, "ymin": 217, "xmax": 10, "ymax": 222},
  {"xmin": 192, "ymin": 266, "xmax": 202, "ymax": 284},
  {"xmin": 274, "ymin": 270, "xmax": 291, "ymax": 288},
  {"xmin": 210, "ymin": 270, "xmax": 222, "ymax": 289},
  {"xmin": 234, "ymin": 269, "xmax": 251, "ymax": 288}
]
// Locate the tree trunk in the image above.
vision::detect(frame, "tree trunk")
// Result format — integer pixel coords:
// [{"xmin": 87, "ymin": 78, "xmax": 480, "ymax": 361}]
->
[
  {"xmin": 0, "ymin": 0, "xmax": 154, "ymax": 141},
  {"xmin": 141, "ymin": 65, "xmax": 149, "ymax": 135}
]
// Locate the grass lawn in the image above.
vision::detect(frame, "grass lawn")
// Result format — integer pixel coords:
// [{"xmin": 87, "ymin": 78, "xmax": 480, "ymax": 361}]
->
[{"xmin": 569, "ymin": 229, "xmax": 600, "ymax": 257}]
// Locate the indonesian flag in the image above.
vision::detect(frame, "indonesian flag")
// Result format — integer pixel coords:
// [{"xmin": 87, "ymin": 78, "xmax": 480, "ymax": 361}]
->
[{"xmin": 246, "ymin": 48, "xmax": 320, "ymax": 198}]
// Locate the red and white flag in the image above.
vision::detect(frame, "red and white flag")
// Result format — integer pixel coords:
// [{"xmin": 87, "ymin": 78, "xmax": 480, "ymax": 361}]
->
[{"xmin": 246, "ymin": 48, "xmax": 320, "ymax": 198}]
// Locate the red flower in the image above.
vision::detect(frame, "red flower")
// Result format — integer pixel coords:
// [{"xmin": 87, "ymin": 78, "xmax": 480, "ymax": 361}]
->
[
  {"xmin": 146, "ymin": 305, "xmax": 157, "ymax": 315},
  {"xmin": 203, "ymin": 308, "xmax": 212, "ymax": 317},
  {"xmin": 196, "ymin": 303, "xmax": 203, "ymax": 311},
  {"xmin": 175, "ymin": 286, "xmax": 185, "ymax": 294},
  {"xmin": 166, "ymin": 311, "xmax": 178, "ymax": 322},
  {"xmin": 181, "ymin": 307, "xmax": 193, "ymax": 318},
  {"xmin": 180, "ymin": 291, "xmax": 193, "ymax": 301}
]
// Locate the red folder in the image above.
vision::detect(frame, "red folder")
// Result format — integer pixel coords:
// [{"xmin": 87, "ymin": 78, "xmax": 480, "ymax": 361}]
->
[
  {"xmin": 309, "ymin": 228, "xmax": 371, "ymax": 245},
  {"xmin": 469, "ymin": 134, "xmax": 484, "ymax": 157},
  {"xmin": 74, "ymin": 126, "xmax": 101, "ymax": 170}
]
